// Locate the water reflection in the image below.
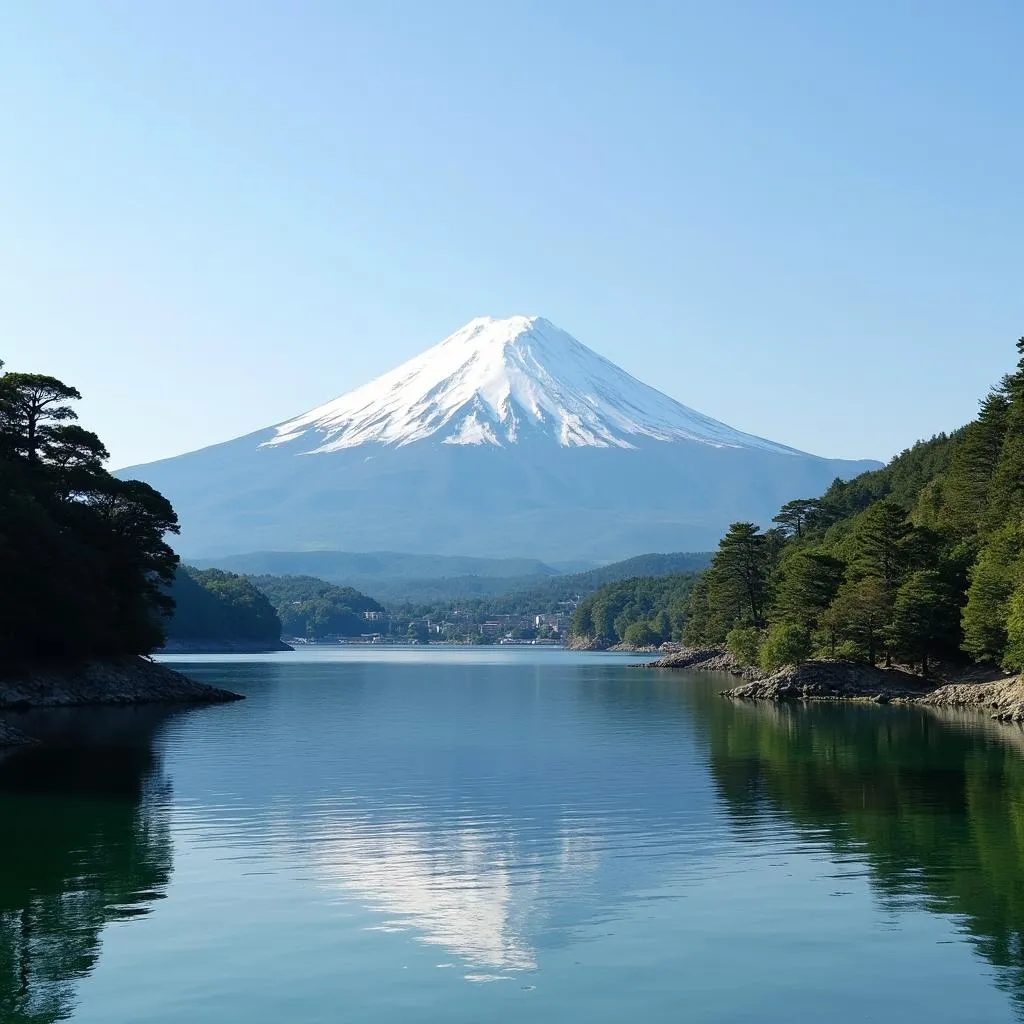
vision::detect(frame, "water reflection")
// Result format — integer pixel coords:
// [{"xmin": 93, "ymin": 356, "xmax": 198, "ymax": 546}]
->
[
  {"xmin": 0, "ymin": 709, "xmax": 175, "ymax": 1023},
  {"xmin": 698, "ymin": 690, "xmax": 1024, "ymax": 1009}
]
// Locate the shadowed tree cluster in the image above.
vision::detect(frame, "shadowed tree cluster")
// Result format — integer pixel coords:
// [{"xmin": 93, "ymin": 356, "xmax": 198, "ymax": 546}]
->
[{"xmin": 0, "ymin": 360, "xmax": 179, "ymax": 659}]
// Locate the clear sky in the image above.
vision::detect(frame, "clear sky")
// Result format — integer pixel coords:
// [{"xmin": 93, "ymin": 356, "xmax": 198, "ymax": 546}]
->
[{"xmin": 2, "ymin": 1, "xmax": 1022, "ymax": 468}]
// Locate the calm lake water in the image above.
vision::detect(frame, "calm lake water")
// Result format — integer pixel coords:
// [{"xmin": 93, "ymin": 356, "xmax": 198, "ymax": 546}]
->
[{"xmin": 3, "ymin": 648, "xmax": 1024, "ymax": 1023}]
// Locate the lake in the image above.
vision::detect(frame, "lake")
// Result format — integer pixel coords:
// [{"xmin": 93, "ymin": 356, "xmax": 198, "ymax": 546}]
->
[{"xmin": 3, "ymin": 647, "xmax": 1024, "ymax": 1022}]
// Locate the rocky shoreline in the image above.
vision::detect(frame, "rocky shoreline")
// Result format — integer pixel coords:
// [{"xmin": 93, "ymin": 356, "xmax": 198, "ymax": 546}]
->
[
  {"xmin": 159, "ymin": 638, "xmax": 293, "ymax": 654},
  {"xmin": 641, "ymin": 645, "xmax": 1024, "ymax": 723},
  {"xmin": 0, "ymin": 657, "xmax": 244, "ymax": 745}
]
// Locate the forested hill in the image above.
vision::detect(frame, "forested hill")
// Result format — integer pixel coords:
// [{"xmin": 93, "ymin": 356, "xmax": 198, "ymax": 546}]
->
[
  {"xmin": 683, "ymin": 335, "xmax": 1024, "ymax": 675},
  {"xmin": 248, "ymin": 575, "xmax": 384, "ymax": 639},
  {"xmin": 164, "ymin": 568, "xmax": 283, "ymax": 649},
  {"xmin": 570, "ymin": 574, "xmax": 701, "ymax": 646}
]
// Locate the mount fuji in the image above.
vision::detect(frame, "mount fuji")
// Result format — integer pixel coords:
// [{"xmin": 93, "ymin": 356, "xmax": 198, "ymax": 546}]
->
[{"xmin": 123, "ymin": 316, "xmax": 880, "ymax": 560}]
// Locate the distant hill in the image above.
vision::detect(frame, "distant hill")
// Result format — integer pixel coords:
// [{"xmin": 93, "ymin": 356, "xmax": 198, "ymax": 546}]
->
[
  {"xmin": 248, "ymin": 575, "xmax": 384, "ymax": 639},
  {"xmin": 198, "ymin": 550, "xmax": 712, "ymax": 606},
  {"xmin": 193, "ymin": 550, "xmax": 564, "ymax": 585},
  {"xmin": 164, "ymin": 567, "xmax": 285, "ymax": 652},
  {"xmin": 385, "ymin": 551, "xmax": 714, "ymax": 616}
]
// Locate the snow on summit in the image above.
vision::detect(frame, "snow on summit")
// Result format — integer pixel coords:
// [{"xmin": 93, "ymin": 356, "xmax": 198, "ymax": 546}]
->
[{"xmin": 265, "ymin": 316, "xmax": 799, "ymax": 455}]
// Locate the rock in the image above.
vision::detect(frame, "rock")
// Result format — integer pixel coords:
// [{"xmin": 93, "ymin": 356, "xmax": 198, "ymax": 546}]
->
[
  {"xmin": 640, "ymin": 646, "xmax": 763, "ymax": 678},
  {"xmin": 0, "ymin": 657, "xmax": 244, "ymax": 709},
  {"xmin": 919, "ymin": 677, "xmax": 1024, "ymax": 722},
  {"xmin": 0, "ymin": 720, "xmax": 38, "ymax": 746},
  {"xmin": 565, "ymin": 636, "xmax": 611, "ymax": 652},
  {"xmin": 724, "ymin": 661, "xmax": 930, "ymax": 702}
]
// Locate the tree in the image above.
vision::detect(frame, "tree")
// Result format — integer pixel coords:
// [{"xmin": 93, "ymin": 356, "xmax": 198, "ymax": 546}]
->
[
  {"xmin": 1001, "ymin": 581, "xmax": 1024, "ymax": 672},
  {"xmin": 708, "ymin": 522, "xmax": 769, "ymax": 627},
  {"xmin": 846, "ymin": 499, "xmax": 912, "ymax": 593},
  {"xmin": 940, "ymin": 387, "xmax": 1009, "ymax": 535},
  {"xmin": 623, "ymin": 621, "xmax": 659, "ymax": 647},
  {"xmin": 0, "ymin": 372, "xmax": 82, "ymax": 465},
  {"xmin": 888, "ymin": 570, "xmax": 955, "ymax": 676},
  {"xmin": 961, "ymin": 526, "xmax": 1023, "ymax": 663},
  {"xmin": 725, "ymin": 625, "xmax": 761, "ymax": 667},
  {"xmin": 770, "ymin": 550, "xmax": 845, "ymax": 630},
  {"xmin": 984, "ymin": 339, "xmax": 1024, "ymax": 524},
  {"xmin": 820, "ymin": 578, "xmax": 892, "ymax": 665},
  {"xmin": 407, "ymin": 620, "xmax": 430, "ymax": 644},
  {"xmin": 759, "ymin": 622, "xmax": 812, "ymax": 671},
  {"xmin": 772, "ymin": 499, "xmax": 823, "ymax": 539},
  {"xmin": 0, "ymin": 361, "xmax": 181, "ymax": 659}
]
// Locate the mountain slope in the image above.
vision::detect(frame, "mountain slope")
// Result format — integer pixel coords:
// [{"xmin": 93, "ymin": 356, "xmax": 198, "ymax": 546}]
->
[
  {"xmin": 121, "ymin": 316, "xmax": 880, "ymax": 560},
  {"xmin": 266, "ymin": 316, "xmax": 799, "ymax": 454}
]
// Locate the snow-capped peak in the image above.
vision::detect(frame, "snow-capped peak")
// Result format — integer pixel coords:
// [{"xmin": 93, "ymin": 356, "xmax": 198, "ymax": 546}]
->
[{"xmin": 264, "ymin": 316, "xmax": 799, "ymax": 455}]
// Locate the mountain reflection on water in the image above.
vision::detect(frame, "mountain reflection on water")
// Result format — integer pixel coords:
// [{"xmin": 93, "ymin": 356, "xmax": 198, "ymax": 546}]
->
[
  {"xmin": 6, "ymin": 656, "xmax": 1024, "ymax": 1021},
  {"xmin": 698, "ymin": 691, "xmax": 1024, "ymax": 1010},
  {"xmin": 0, "ymin": 709, "xmax": 175, "ymax": 1023}
]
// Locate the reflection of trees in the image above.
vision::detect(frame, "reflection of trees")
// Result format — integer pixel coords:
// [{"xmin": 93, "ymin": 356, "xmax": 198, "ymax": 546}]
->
[
  {"xmin": 702, "ymin": 694, "xmax": 1024, "ymax": 1010},
  {"xmin": 0, "ymin": 714, "xmax": 173, "ymax": 1023}
]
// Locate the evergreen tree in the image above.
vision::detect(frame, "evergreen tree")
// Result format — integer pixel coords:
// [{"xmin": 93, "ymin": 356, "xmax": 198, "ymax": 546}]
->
[
  {"xmin": 708, "ymin": 522, "xmax": 769, "ymax": 627},
  {"xmin": 961, "ymin": 526, "xmax": 1023, "ymax": 663},
  {"xmin": 984, "ymin": 339, "xmax": 1024, "ymax": 526},
  {"xmin": 888, "ymin": 570, "xmax": 956, "ymax": 676},
  {"xmin": 0, "ymin": 360, "xmax": 180, "ymax": 659},
  {"xmin": 769, "ymin": 550, "xmax": 845, "ymax": 630},
  {"xmin": 846, "ymin": 499, "xmax": 912, "ymax": 593},
  {"xmin": 820, "ymin": 578, "xmax": 892, "ymax": 665}
]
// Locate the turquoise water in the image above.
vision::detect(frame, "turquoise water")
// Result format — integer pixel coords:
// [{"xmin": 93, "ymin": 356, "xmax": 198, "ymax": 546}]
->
[{"xmin": 3, "ymin": 648, "xmax": 1024, "ymax": 1022}]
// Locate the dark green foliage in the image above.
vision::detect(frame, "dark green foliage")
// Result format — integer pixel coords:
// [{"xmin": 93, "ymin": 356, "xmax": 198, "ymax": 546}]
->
[
  {"xmin": 961, "ymin": 526, "xmax": 1022, "ymax": 663},
  {"xmin": 198, "ymin": 551, "xmax": 714, "ymax": 605},
  {"xmin": 684, "ymin": 334, "xmax": 1024, "ymax": 673},
  {"xmin": 770, "ymin": 550, "xmax": 845, "ymax": 630},
  {"xmin": 759, "ymin": 622, "xmax": 812, "ymax": 671},
  {"xmin": 570, "ymin": 574, "xmax": 699, "ymax": 645},
  {"xmin": 248, "ymin": 575, "xmax": 384, "ymax": 639},
  {"xmin": 166, "ymin": 568, "xmax": 282, "ymax": 643},
  {"xmin": 0, "ymin": 360, "xmax": 179, "ymax": 659},
  {"xmin": 887, "ymin": 570, "xmax": 957, "ymax": 676},
  {"xmin": 386, "ymin": 553, "xmax": 712, "ymax": 633},
  {"xmin": 701, "ymin": 522, "xmax": 770, "ymax": 634},
  {"xmin": 725, "ymin": 625, "xmax": 761, "ymax": 666}
]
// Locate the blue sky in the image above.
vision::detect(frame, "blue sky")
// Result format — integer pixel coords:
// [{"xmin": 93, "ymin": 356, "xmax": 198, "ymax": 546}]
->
[{"xmin": 2, "ymin": 1, "xmax": 1022, "ymax": 468}]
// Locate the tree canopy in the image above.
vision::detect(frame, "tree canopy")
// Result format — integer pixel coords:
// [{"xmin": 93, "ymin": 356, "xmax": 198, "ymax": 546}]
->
[
  {"xmin": 248, "ymin": 575, "xmax": 384, "ymax": 639},
  {"xmin": 683, "ymin": 335, "xmax": 1024, "ymax": 676},
  {"xmin": 0, "ymin": 360, "xmax": 180, "ymax": 660},
  {"xmin": 166, "ymin": 568, "xmax": 282, "ymax": 644}
]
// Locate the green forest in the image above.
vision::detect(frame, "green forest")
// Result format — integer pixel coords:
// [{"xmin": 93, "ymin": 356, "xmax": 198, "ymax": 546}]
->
[
  {"xmin": 0, "ymin": 362, "xmax": 179, "ymax": 660},
  {"xmin": 570, "ymin": 573, "xmax": 700, "ymax": 646},
  {"xmin": 248, "ymin": 575, "xmax": 384, "ymax": 639},
  {"xmin": 166, "ymin": 568, "xmax": 282, "ymax": 645},
  {"xmin": 681, "ymin": 337, "xmax": 1024, "ymax": 676}
]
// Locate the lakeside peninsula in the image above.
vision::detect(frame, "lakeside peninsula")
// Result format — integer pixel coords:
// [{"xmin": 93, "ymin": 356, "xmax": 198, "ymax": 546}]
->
[{"xmin": 0, "ymin": 362, "xmax": 244, "ymax": 743}]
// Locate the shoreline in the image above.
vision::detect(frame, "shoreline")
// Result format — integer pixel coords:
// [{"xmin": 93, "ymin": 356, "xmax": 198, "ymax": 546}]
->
[
  {"xmin": 0, "ymin": 657, "xmax": 244, "ymax": 745},
  {"xmin": 642, "ymin": 646, "xmax": 1024, "ymax": 724},
  {"xmin": 159, "ymin": 638, "xmax": 293, "ymax": 654}
]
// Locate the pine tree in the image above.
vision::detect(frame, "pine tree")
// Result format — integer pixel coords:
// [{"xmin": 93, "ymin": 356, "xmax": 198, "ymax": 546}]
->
[
  {"xmin": 888, "ymin": 570, "xmax": 956, "ymax": 676},
  {"xmin": 961, "ymin": 525, "xmax": 1023, "ymax": 662},
  {"xmin": 820, "ymin": 578, "xmax": 892, "ymax": 665},
  {"xmin": 846, "ymin": 499, "xmax": 912, "ymax": 594},
  {"xmin": 709, "ymin": 522, "xmax": 769, "ymax": 627},
  {"xmin": 769, "ymin": 550, "xmax": 845, "ymax": 630}
]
